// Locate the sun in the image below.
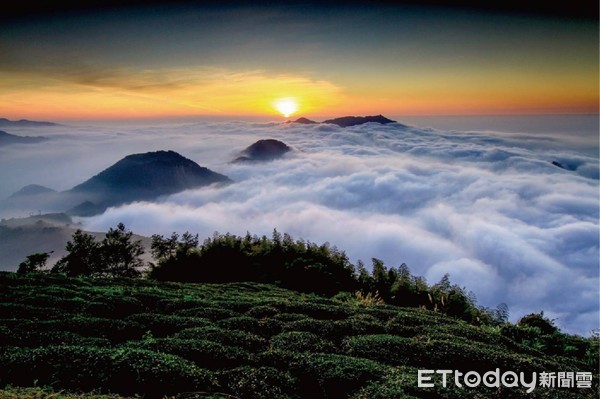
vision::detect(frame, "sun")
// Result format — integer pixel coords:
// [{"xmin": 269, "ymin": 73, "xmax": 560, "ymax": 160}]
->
[{"xmin": 274, "ymin": 98, "xmax": 299, "ymax": 118}]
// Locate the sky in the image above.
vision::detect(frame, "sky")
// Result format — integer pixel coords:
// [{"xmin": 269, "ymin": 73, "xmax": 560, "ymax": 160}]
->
[
  {"xmin": 0, "ymin": 1, "xmax": 598, "ymax": 335},
  {"xmin": 0, "ymin": 1, "xmax": 598, "ymax": 120}
]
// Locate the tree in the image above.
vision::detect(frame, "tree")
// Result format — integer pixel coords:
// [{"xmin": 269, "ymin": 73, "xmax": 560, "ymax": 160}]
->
[
  {"xmin": 149, "ymin": 231, "xmax": 201, "ymax": 281},
  {"xmin": 52, "ymin": 230, "xmax": 100, "ymax": 276},
  {"xmin": 371, "ymin": 258, "xmax": 390, "ymax": 300},
  {"xmin": 100, "ymin": 223, "xmax": 144, "ymax": 278},
  {"xmin": 17, "ymin": 251, "xmax": 52, "ymax": 274},
  {"xmin": 518, "ymin": 312, "xmax": 558, "ymax": 335},
  {"xmin": 52, "ymin": 224, "xmax": 144, "ymax": 278}
]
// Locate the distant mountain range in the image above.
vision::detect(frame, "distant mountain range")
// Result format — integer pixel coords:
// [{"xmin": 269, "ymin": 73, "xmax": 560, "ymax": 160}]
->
[
  {"xmin": 289, "ymin": 114, "xmax": 397, "ymax": 127},
  {"xmin": 0, "ymin": 118, "xmax": 59, "ymax": 127},
  {"xmin": 3, "ymin": 150, "xmax": 231, "ymax": 217},
  {"xmin": 233, "ymin": 139, "xmax": 291, "ymax": 163},
  {"xmin": 0, "ymin": 130, "xmax": 48, "ymax": 146}
]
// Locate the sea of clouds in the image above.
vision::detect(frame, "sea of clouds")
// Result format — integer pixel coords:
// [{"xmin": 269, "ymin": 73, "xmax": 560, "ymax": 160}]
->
[{"xmin": 0, "ymin": 118, "xmax": 597, "ymax": 334}]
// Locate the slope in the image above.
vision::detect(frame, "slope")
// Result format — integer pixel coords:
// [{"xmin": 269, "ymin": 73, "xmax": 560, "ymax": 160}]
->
[{"xmin": 0, "ymin": 273, "xmax": 596, "ymax": 399}]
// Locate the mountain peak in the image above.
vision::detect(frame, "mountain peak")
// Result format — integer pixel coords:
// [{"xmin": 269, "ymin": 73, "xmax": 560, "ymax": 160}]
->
[
  {"xmin": 322, "ymin": 115, "xmax": 396, "ymax": 127},
  {"xmin": 233, "ymin": 139, "xmax": 291, "ymax": 163},
  {"xmin": 8, "ymin": 184, "xmax": 56, "ymax": 199},
  {"xmin": 69, "ymin": 150, "xmax": 231, "ymax": 213},
  {"xmin": 292, "ymin": 117, "xmax": 318, "ymax": 124}
]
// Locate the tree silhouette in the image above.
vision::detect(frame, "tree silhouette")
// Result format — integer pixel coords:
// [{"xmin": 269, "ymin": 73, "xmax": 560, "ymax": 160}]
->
[
  {"xmin": 53, "ymin": 224, "xmax": 144, "ymax": 278},
  {"xmin": 52, "ymin": 230, "xmax": 100, "ymax": 277},
  {"xmin": 100, "ymin": 223, "xmax": 144, "ymax": 278},
  {"xmin": 17, "ymin": 251, "xmax": 52, "ymax": 274}
]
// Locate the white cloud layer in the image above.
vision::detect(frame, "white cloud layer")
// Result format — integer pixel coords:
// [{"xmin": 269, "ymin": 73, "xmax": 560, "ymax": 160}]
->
[{"xmin": 1, "ymin": 118, "xmax": 598, "ymax": 335}]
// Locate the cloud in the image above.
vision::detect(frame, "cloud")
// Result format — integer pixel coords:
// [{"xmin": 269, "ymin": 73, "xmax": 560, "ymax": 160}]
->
[{"xmin": 2, "ymin": 119, "xmax": 598, "ymax": 335}]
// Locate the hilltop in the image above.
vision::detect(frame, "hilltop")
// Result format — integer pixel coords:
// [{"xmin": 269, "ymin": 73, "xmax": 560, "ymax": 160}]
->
[
  {"xmin": 322, "ymin": 115, "xmax": 397, "ymax": 127},
  {"xmin": 288, "ymin": 115, "xmax": 398, "ymax": 128},
  {"xmin": 233, "ymin": 139, "xmax": 291, "ymax": 163}
]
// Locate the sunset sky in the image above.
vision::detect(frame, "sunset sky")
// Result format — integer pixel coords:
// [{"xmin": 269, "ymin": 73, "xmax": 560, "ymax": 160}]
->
[{"xmin": 1, "ymin": 1, "xmax": 598, "ymax": 120}]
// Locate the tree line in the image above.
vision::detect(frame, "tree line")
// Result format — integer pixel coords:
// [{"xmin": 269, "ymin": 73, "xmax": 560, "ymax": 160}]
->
[{"xmin": 18, "ymin": 224, "xmax": 508, "ymax": 325}]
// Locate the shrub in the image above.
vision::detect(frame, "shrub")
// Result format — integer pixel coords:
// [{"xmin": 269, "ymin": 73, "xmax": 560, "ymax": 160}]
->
[
  {"xmin": 126, "ymin": 313, "xmax": 210, "ymax": 337},
  {"xmin": 219, "ymin": 366, "xmax": 298, "ymax": 399},
  {"xmin": 125, "ymin": 338, "xmax": 250, "ymax": 369},
  {"xmin": 295, "ymin": 353, "xmax": 385, "ymax": 399},
  {"xmin": 283, "ymin": 317, "xmax": 336, "ymax": 337},
  {"xmin": 174, "ymin": 326, "xmax": 268, "ymax": 351},
  {"xmin": 246, "ymin": 305, "xmax": 280, "ymax": 318},
  {"xmin": 217, "ymin": 316, "xmax": 262, "ymax": 334},
  {"xmin": 82, "ymin": 296, "xmax": 143, "ymax": 318},
  {"xmin": 271, "ymin": 331, "xmax": 336, "ymax": 353},
  {"xmin": 0, "ymin": 345, "xmax": 114, "ymax": 390},
  {"xmin": 175, "ymin": 306, "xmax": 239, "ymax": 320},
  {"xmin": 280, "ymin": 301, "xmax": 351, "ymax": 320},
  {"xmin": 331, "ymin": 315, "xmax": 386, "ymax": 339},
  {"xmin": 59, "ymin": 316, "xmax": 146, "ymax": 343},
  {"xmin": 111, "ymin": 347, "xmax": 218, "ymax": 397}
]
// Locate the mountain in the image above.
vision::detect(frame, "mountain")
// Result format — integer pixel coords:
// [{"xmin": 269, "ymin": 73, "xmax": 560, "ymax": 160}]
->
[
  {"xmin": 322, "ymin": 114, "xmax": 396, "ymax": 127},
  {"xmin": 8, "ymin": 184, "xmax": 56, "ymax": 198},
  {"xmin": 65, "ymin": 200, "xmax": 104, "ymax": 217},
  {"xmin": 0, "ymin": 118, "xmax": 58, "ymax": 127},
  {"xmin": 2, "ymin": 184, "xmax": 63, "ymax": 216},
  {"xmin": 68, "ymin": 150, "xmax": 231, "ymax": 213},
  {"xmin": 0, "ymin": 130, "xmax": 48, "ymax": 146},
  {"xmin": 291, "ymin": 117, "xmax": 318, "ymax": 124},
  {"xmin": 233, "ymin": 139, "xmax": 291, "ymax": 163}
]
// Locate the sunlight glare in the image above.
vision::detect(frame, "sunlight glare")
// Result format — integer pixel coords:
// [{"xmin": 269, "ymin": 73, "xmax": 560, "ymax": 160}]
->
[{"xmin": 274, "ymin": 98, "xmax": 298, "ymax": 118}]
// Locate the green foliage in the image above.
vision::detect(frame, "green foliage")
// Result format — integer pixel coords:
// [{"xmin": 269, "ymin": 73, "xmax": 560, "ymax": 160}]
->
[
  {"xmin": 52, "ymin": 230, "xmax": 100, "ymax": 277},
  {"xmin": 294, "ymin": 353, "xmax": 385, "ymax": 399},
  {"xmin": 0, "ymin": 272, "xmax": 597, "ymax": 399},
  {"xmin": 124, "ymin": 337, "xmax": 250, "ymax": 369},
  {"xmin": 0, "ymin": 345, "xmax": 217, "ymax": 398},
  {"xmin": 149, "ymin": 230, "xmax": 357, "ymax": 296},
  {"xmin": 220, "ymin": 366, "xmax": 298, "ymax": 399},
  {"xmin": 99, "ymin": 223, "xmax": 144, "ymax": 278},
  {"xmin": 518, "ymin": 312, "xmax": 559, "ymax": 335},
  {"xmin": 17, "ymin": 252, "xmax": 52, "ymax": 274},
  {"xmin": 0, "ymin": 386, "xmax": 133, "ymax": 399},
  {"xmin": 52, "ymin": 224, "xmax": 144, "ymax": 278},
  {"xmin": 271, "ymin": 331, "xmax": 337, "ymax": 353},
  {"xmin": 174, "ymin": 326, "xmax": 268, "ymax": 351},
  {"xmin": 125, "ymin": 313, "xmax": 211, "ymax": 337}
]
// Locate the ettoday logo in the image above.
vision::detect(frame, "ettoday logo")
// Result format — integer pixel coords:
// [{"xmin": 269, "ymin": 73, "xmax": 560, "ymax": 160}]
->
[{"xmin": 418, "ymin": 369, "xmax": 593, "ymax": 393}]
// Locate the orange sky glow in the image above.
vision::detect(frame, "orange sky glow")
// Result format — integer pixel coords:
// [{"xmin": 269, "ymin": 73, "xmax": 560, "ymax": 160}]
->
[{"xmin": 1, "ymin": 5, "xmax": 597, "ymax": 121}]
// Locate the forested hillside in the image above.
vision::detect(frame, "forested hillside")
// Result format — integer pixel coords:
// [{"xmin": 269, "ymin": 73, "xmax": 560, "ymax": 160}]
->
[{"xmin": 0, "ymin": 272, "xmax": 597, "ymax": 399}]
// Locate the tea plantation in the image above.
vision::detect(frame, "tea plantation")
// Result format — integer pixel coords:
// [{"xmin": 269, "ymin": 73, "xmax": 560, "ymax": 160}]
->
[{"xmin": 0, "ymin": 272, "xmax": 597, "ymax": 399}]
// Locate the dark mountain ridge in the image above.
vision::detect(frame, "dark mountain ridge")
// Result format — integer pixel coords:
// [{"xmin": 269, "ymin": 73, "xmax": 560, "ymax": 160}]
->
[
  {"xmin": 233, "ymin": 139, "xmax": 291, "ymax": 163},
  {"xmin": 288, "ymin": 114, "xmax": 398, "ymax": 127},
  {"xmin": 0, "ymin": 130, "xmax": 48, "ymax": 146},
  {"xmin": 4, "ymin": 150, "xmax": 231, "ymax": 217},
  {"xmin": 69, "ymin": 150, "xmax": 231, "ymax": 212},
  {"xmin": 322, "ymin": 114, "xmax": 397, "ymax": 127},
  {"xmin": 0, "ymin": 118, "xmax": 58, "ymax": 127}
]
